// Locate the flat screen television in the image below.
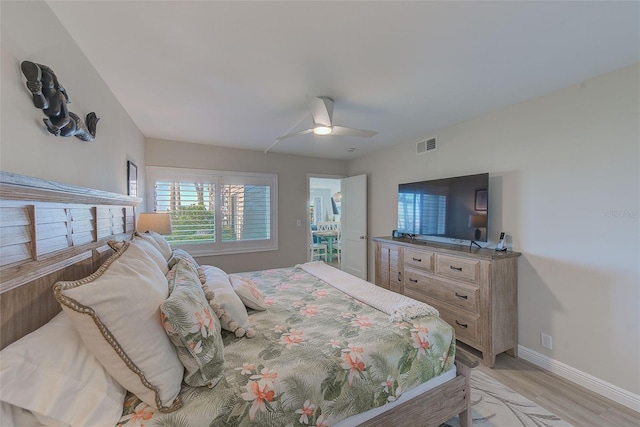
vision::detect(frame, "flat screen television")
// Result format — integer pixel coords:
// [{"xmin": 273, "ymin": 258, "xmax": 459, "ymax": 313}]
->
[{"xmin": 397, "ymin": 173, "xmax": 489, "ymax": 243}]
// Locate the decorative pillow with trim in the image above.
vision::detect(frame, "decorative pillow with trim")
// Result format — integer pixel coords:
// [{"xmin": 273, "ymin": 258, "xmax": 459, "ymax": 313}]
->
[
  {"xmin": 106, "ymin": 237, "xmax": 129, "ymax": 254},
  {"xmin": 161, "ymin": 260, "xmax": 225, "ymax": 388},
  {"xmin": 53, "ymin": 242, "xmax": 183, "ymax": 412},
  {"xmin": 197, "ymin": 266, "xmax": 207, "ymax": 285},
  {"xmin": 201, "ymin": 265, "xmax": 254, "ymax": 338},
  {"xmin": 229, "ymin": 274, "xmax": 267, "ymax": 311},
  {"xmin": 135, "ymin": 230, "xmax": 172, "ymax": 261},
  {"xmin": 168, "ymin": 248, "xmax": 199, "ymax": 269}
]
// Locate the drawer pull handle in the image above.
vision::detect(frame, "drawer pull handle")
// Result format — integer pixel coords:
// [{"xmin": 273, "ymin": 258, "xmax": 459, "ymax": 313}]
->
[
  {"xmin": 412, "ymin": 257, "xmax": 422, "ymax": 262},
  {"xmin": 455, "ymin": 292, "xmax": 468, "ymax": 300},
  {"xmin": 455, "ymin": 320, "xmax": 468, "ymax": 328},
  {"xmin": 450, "ymin": 266, "xmax": 463, "ymax": 272},
  {"xmin": 397, "ymin": 272, "xmax": 402, "ymax": 282},
  {"xmin": 409, "ymin": 278, "xmax": 418, "ymax": 283}
]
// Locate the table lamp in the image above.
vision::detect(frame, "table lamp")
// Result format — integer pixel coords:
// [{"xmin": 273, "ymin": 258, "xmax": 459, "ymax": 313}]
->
[{"xmin": 137, "ymin": 213, "xmax": 173, "ymax": 235}]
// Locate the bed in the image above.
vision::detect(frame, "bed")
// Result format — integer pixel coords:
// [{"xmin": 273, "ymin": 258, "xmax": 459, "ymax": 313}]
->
[{"xmin": 0, "ymin": 171, "xmax": 475, "ymax": 427}]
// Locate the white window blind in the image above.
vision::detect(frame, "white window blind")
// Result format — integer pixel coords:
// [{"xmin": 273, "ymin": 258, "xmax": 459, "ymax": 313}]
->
[
  {"xmin": 154, "ymin": 181, "xmax": 216, "ymax": 244},
  {"xmin": 146, "ymin": 167, "xmax": 277, "ymax": 255}
]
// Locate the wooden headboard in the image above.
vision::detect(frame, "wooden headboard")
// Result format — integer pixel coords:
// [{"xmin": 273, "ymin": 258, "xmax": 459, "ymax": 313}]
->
[{"xmin": 0, "ymin": 172, "xmax": 141, "ymax": 349}]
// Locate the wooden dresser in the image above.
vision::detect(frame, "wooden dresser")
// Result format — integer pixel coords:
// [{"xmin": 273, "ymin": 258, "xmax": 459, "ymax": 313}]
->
[{"xmin": 373, "ymin": 236, "xmax": 521, "ymax": 367}]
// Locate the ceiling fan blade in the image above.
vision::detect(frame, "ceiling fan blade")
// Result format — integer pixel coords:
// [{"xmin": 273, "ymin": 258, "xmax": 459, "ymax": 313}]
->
[
  {"xmin": 277, "ymin": 128, "xmax": 313, "ymax": 141},
  {"xmin": 308, "ymin": 96, "xmax": 333, "ymax": 127},
  {"xmin": 331, "ymin": 126, "xmax": 377, "ymax": 138}
]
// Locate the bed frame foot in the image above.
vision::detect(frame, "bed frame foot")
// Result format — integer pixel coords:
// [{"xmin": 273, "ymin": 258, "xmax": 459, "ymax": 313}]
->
[{"xmin": 456, "ymin": 352, "xmax": 478, "ymax": 427}]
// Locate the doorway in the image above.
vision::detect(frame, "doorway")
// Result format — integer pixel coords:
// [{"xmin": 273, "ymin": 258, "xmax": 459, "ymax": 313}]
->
[{"xmin": 309, "ymin": 176, "xmax": 342, "ymax": 268}]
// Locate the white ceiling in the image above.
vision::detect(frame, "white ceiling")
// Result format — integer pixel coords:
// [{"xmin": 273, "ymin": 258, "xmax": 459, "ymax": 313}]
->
[{"xmin": 47, "ymin": 1, "xmax": 639, "ymax": 160}]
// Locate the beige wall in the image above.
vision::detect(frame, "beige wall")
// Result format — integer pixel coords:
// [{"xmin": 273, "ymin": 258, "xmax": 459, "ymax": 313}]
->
[
  {"xmin": 348, "ymin": 64, "xmax": 640, "ymax": 396},
  {"xmin": 0, "ymin": 1, "xmax": 145, "ymax": 194},
  {"xmin": 145, "ymin": 138, "xmax": 347, "ymax": 272}
]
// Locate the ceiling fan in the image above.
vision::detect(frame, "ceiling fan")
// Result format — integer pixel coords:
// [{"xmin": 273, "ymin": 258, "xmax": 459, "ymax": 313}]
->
[{"xmin": 277, "ymin": 96, "xmax": 377, "ymax": 141}]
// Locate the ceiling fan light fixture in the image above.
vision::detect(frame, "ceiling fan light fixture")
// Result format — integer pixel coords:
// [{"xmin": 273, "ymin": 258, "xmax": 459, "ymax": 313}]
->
[
  {"xmin": 275, "ymin": 97, "xmax": 375, "ymax": 142},
  {"xmin": 313, "ymin": 125, "xmax": 332, "ymax": 136}
]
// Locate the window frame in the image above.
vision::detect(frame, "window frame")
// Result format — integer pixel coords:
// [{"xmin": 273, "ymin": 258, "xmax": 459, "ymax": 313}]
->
[{"xmin": 146, "ymin": 166, "xmax": 278, "ymax": 256}]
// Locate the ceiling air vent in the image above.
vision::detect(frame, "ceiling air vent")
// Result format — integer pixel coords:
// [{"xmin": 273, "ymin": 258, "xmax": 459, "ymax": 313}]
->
[{"xmin": 417, "ymin": 137, "xmax": 437, "ymax": 155}]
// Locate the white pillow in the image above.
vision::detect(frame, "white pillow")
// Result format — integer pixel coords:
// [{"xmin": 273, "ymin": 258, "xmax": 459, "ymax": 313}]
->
[
  {"xmin": 0, "ymin": 312, "xmax": 126, "ymax": 427},
  {"xmin": 1, "ymin": 401, "xmax": 66, "ymax": 427},
  {"xmin": 108, "ymin": 234, "xmax": 169, "ymax": 274},
  {"xmin": 131, "ymin": 236, "xmax": 169, "ymax": 274},
  {"xmin": 54, "ymin": 242, "xmax": 183, "ymax": 412},
  {"xmin": 201, "ymin": 265, "xmax": 254, "ymax": 337},
  {"xmin": 136, "ymin": 230, "xmax": 172, "ymax": 260}
]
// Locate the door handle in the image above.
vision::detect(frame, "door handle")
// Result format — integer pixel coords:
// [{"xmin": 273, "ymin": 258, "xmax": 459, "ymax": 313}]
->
[{"xmin": 359, "ymin": 236, "xmax": 367, "ymax": 239}]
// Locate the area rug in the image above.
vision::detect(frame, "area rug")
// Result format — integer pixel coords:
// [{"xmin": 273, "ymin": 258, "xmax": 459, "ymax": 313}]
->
[{"xmin": 442, "ymin": 370, "xmax": 573, "ymax": 427}]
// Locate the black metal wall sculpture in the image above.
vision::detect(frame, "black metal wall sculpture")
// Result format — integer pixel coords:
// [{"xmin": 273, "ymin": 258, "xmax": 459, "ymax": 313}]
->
[{"xmin": 20, "ymin": 61, "xmax": 99, "ymax": 142}]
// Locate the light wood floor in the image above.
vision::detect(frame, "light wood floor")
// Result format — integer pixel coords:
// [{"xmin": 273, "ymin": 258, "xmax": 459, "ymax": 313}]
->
[{"xmin": 465, "ymin": 350, "xmax": 640, "ymax": 427}]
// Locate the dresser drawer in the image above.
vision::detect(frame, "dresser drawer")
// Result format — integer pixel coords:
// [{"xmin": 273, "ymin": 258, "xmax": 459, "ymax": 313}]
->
[
  {"xmin": 408, "ymin": 294, "xmax": 481, "ymax": 348},
  {"xmin": 439, "ymin": 307, "xmax": 481, "ymax": 348},
  {"xmin": 403, "ymin": 249, "xmax": 433, "ymax": 271},
  {"xmin": 404, "ymin": 268, "xmax": 479, "ymax": 313},
  {"xmin": 435, "ymin": 254, "xmax": 480, "ymax": 283}
]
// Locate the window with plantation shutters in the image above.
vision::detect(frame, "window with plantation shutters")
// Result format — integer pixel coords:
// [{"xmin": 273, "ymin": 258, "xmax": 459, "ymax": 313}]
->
[{"xmin": 146, "ymin": 167, "xmax": 277, "ymax": 255}]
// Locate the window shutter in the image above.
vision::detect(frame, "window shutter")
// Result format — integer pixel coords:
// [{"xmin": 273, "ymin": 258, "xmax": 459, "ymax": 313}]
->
[
  {"xmin": 221, "ymin": 184, "xmax": 271, "ymax": 242},
  {"xmin": 154, "ymin": 181, "xmax": 215, "ymax": 244},
  {"xmin": 146, "ymin": 167, "xmax": 277, "ymax": 255}
]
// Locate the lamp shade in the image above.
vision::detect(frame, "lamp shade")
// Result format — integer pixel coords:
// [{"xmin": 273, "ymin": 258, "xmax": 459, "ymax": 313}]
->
[
  {"xmin": 137, "ymin": 213, "xmax": 173, "ymax": 235},
  {"xmin": 468, "ymin": 214, "xmax": 487, "ymax": 228}
]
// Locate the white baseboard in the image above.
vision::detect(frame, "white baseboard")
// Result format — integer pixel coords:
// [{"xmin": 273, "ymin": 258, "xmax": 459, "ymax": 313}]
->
[{"xmin": 518, "ymin": 345, "xmax": 640, "ymax": 413}]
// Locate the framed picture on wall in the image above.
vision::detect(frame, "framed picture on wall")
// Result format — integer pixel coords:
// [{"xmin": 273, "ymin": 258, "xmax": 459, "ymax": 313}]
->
[
  {"xmin": 127, "ymin": 161, "xmax": 137, "ymax": 197},
  {"xmin": 475, "ymin": 189, "xmax": 487, "ymax": 211}
]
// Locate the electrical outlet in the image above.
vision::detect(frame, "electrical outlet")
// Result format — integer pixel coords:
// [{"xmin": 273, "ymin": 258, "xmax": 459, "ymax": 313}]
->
[
  {"xmin": 296, "ymin": 220, "xmax": 301, "ymax": 227},
  {"xmin": 541, "ymin": 333, "xmax": 553, "ymax": 350}
]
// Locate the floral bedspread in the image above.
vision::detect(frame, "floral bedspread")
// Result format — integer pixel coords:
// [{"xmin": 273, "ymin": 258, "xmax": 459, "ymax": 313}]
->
[{"xmin": 118, "ymin": 267, "xmax": 456, "ymax": 427}]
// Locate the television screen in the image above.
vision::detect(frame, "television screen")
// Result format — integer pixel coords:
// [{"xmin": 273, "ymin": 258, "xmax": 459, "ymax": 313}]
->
[{"xmin": 397, "ymin": 173, "xmax": 489, "ymax": 242}]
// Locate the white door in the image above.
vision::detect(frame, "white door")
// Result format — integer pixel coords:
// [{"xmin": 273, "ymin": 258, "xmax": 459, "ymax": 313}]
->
[{"xmin": 341, "ymin": 174, "xmax": 367, "ymax": 279}]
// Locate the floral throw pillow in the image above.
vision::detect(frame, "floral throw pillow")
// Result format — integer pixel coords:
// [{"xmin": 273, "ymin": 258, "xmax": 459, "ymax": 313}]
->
[
  {"xmin": 168, "ymin": 248, "xmax": 199, "ymax": 269},
  {"xmin": 229, "ymin": 275, "xmax": 267, "ymax": 311},
  {"xmin": 160, "ymin": 259, "xmax": 225, "ymax": 388}
]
